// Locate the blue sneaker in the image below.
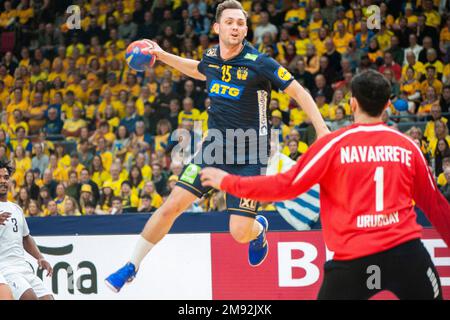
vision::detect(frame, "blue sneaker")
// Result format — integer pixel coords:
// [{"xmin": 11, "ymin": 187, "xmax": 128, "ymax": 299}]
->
[
  {"xmin": 248, "ymin": 215, "xmax": 269, "ymax": 267},
  {"xmin": 105, "ymin": 262, "xmax": 137, "ymax": 293}
]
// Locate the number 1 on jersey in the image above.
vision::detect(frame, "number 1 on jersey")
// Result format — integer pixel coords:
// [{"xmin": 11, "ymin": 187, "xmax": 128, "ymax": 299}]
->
[{"xmin": 374, "ymin": 166, "xmax": 384, "ymax": 212}]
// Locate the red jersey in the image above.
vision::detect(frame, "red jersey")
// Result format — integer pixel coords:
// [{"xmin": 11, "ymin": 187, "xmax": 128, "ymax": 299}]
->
[{"xmin": 221, "ymin": 123, "xmax": 450, "ymax": 260}]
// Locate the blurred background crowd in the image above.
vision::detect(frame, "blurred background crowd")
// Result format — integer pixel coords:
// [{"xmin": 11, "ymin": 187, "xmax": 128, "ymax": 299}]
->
[{"xmin": 0, "ymin": 0, "xmax": 450, "ymax": 217}]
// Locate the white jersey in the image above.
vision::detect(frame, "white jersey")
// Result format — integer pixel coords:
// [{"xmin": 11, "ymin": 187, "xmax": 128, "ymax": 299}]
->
[{"xmin": 0, "ymin": 201, "xmax": 30, "ymax": 271}]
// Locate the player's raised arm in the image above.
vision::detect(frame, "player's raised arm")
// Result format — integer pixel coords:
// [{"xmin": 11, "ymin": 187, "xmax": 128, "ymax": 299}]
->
[
  {"xmin": 142, "ymin": 39, "xmax": 206, "ymax": 81},
  {"xmin": 284, "ymin": 80, "xmax": 330, "ymax": 139},
  {"xmin": 257, "ymin": 55, "xmax": 329, "ymax": 139}
]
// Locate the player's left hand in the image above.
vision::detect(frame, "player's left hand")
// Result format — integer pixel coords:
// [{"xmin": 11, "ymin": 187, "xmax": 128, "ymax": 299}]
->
[
  {"xmin": 0, "ymin": 211, "xmax": 11, "ymax": 225},
  {"xmin": 38, "ymin": 258, "xmax": 53, "ymax": 277},
  {"xmin": 140, "ymin": 39, "xmax": 163, "ymax": 59},
  {"xmin": 200, "ymin": 168, "xmax": 229, "ymax": 190}
]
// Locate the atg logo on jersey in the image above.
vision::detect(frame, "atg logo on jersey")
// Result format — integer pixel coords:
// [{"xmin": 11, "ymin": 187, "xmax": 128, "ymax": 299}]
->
[
  {"xmin": 209, "ymin": 80, "xmax": 243, "ymax": 100},
  {"xmin": 276, "ymin": 66, "xmax": 292, "ymax": 82}
]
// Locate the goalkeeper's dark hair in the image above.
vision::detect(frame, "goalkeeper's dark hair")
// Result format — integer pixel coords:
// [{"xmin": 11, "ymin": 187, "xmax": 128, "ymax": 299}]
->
[{"xmin": 351, "ymin": 70, "xmax": 391, "ymax": 117}]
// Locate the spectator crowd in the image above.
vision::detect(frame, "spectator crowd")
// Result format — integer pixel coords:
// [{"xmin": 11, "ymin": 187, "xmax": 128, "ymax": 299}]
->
[{"xmin": 1, "ymin": 0, "xmax": 450, "ymax": 217}]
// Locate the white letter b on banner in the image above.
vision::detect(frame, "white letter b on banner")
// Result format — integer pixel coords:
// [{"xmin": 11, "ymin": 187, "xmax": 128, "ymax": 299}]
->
[{"xmin": 278, "ymin": 242, "xmax": 320, "ymax": 287}]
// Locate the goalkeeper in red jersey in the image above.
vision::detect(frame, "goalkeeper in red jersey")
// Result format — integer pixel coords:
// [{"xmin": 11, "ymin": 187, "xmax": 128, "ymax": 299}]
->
[{"xmin": 201, "ymin": 70, "xmax": 450, "ymax": 300}]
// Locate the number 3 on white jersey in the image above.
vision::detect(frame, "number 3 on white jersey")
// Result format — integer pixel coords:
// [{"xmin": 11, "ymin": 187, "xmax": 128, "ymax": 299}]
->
[{"xmin": 373, "ymin": 166, "xmax": 384, "ymax": 212}]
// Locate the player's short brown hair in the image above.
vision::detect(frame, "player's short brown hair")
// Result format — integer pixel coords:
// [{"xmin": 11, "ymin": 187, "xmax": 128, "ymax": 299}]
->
[{"xmin": 215, "ymin": 0, "xmax": 248, "ymax": 22}]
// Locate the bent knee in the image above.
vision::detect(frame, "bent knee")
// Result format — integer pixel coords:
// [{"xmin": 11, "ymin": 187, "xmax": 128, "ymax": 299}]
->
[
  {"xmin": 155, "ymin": 186, "xmax": 198, "ymax": 220},
  {"xmin": 155, "ymin": 198, "xmax": 187, "ymax": 220},
  {"xmin": 20, "ymin": 288, "xmax": 39, "ymax": 300}
]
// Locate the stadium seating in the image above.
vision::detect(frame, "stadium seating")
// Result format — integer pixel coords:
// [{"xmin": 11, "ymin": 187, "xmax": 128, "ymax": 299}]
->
[{"xmin": 0, "ymin": 0, "xmax": 449, "ymax": 218}]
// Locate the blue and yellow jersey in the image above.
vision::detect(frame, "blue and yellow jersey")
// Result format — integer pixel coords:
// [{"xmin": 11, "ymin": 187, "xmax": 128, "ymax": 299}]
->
[{"xmin": 197, "ymin": 41, "xmax": 294, "ymax": 164}]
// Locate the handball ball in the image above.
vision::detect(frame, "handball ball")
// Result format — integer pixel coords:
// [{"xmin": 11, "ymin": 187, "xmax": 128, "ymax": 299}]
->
[
  {"xmin": 393, "ymin": 99, "xmax": 408, "ymax": 112},
  {"xmin": 125, "ymin": 40, "xmax": 156, "ymax": 72}
]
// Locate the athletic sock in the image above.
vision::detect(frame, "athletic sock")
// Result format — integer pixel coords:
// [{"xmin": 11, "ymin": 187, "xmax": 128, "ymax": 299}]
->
[
  {"xmin": 130, "ymin": 235, "xmax": 155, "ymax": 268},
  {"xmin": 253, "ymin": 220, "xmax": 264, "ymax": 239}
]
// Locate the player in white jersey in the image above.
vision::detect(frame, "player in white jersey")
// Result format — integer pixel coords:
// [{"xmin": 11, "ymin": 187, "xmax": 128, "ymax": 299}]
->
[
  {"xmin": 0, "ymin": 212, "xmax": 13, "ymax": 300},
  {"xmin": 0, "ymin": 160, "xmax": 54, "ymax": 300}
]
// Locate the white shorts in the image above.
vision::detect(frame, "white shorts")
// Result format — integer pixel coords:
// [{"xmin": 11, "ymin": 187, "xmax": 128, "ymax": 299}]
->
[
  {"xmin": 0, "ymin": 272, "xmax": 6, "ymax": 285},
  {"xmin": 1, "ymin": 264, "xmax": 52, "ymax": 300}
]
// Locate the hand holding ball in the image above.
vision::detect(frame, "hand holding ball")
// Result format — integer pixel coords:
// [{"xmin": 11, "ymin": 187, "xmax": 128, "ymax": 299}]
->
[{"xmin": 125, "ymin": 40, "xmax": 156, "ymax": 72}]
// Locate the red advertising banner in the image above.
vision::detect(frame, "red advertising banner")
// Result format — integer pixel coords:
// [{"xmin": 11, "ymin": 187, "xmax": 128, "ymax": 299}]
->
[{"xmin": 211, "ymin": 229, "xmax": 450, "ymax": 300}]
